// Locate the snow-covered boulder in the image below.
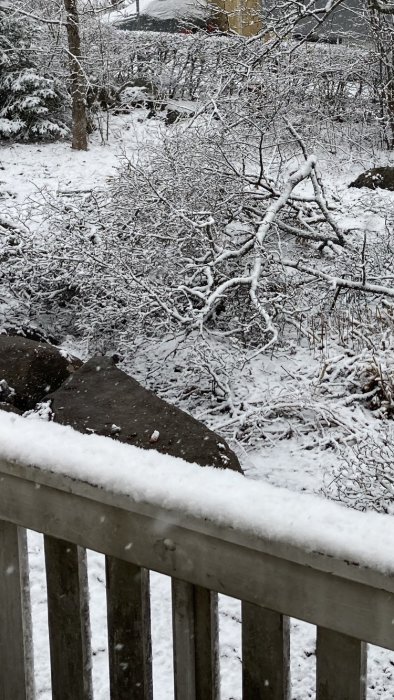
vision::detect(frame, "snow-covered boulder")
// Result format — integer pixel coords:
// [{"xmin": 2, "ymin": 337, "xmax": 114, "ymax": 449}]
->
[
  {"xmin": 0, "ymin": 335, "xmax": 81, "ymax": 410},
  {"xmin": 46, "ymin": 355, "xmax": 242, "ymax": 473},
  {"xmin": 0, "ymin": 401, "xmax": 22, "ymax": 415},
  {"xmin": 349, "ymin": 167, "xmax": 394, "ymax": 191}
]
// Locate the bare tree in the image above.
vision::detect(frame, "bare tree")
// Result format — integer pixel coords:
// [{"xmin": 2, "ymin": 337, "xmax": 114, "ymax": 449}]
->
[{"xmin": 64, "ymin": 0, "xmax": 88, "ymax": 150}]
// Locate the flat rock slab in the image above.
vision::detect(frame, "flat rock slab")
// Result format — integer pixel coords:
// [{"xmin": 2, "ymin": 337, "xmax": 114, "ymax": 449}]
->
[
  {"xmin": 349, "ymin": 166, "xmax": 394, "ymax": 191},
  {"xmin": 47, "ymin": 356, "xmax": 242, "ymax": 473},
  {"xmin": 0, "ymin": 335, "xmax": 82, "ymax": 411}
]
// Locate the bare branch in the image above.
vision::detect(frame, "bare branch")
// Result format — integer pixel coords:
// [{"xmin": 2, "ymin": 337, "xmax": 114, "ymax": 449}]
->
[{"xmin": 281, "ymin": 258, "xmax": 394, "ymax": 298}]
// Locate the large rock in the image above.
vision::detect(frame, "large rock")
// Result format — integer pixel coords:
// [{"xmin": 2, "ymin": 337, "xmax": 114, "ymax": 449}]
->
[
  {"xmin": 46, "ymin": 355, "xmax": 242, "ymax": 473},
  {"xmin": 349, "ymin": 167, "xmax": 394, "ymax": 191},
  {"xmin": 0, "ymin": 335, "xmax": 81, "ymax": 411},
  {"xmin": 0, "ymin": 403, "xmax": 22, "ymax": 415}
]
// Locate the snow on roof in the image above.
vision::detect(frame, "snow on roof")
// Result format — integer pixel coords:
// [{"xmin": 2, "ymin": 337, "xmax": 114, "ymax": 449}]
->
[
  {"xmin": 1, "ymin": 410, "xmax": 394, "ymax": 575},
  {"xmin": 144, "ymin": 0, "xmax": 208, "ymax": 21},
  {"xmin": 110, "ymin": 0, "xmax": 208, "ymax": 22}
]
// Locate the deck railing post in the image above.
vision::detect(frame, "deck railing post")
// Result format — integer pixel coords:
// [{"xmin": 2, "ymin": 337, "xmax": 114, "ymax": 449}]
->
[
  {"xmin": 242, "ymin": 603, "xmax": 290, "ymax": 700},
  {"xmin": 44, "ymin": 536, "xmax": 93, "ymax": 700},
  {"xmin": 0, "ymin": 522, "xmax": 34, "ymax": 700},
  {"xmin": 105, "ymin": 557, "xmax": 153, "ymax": 700},
  {"xmin": 172, "ymin": 579, "xmax": 219, "ymax": 700},
  {"xmin": 316, "ymin": 627, "xmax": 367, "ymax": 700}
]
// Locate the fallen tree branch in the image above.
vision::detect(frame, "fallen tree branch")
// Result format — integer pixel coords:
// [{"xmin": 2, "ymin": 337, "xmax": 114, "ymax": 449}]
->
[{"xmin": 281, "ymin": 258, "xmax": 394, "ymax": 298}]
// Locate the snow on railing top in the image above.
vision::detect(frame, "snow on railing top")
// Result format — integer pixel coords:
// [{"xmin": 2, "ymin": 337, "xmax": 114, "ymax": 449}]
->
[{"xmin": 1, "ymin": 409, "xmax": 394, "ymax": 576}]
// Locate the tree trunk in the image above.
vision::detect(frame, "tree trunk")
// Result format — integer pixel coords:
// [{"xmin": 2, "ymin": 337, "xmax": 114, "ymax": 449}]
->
[{"xmin": 63, "ymin": 0, "xmax": 88, "ymax": 150}]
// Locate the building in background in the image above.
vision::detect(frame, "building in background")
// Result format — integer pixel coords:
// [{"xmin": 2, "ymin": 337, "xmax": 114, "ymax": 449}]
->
[
  {"xmin": 112, "ymin": 0, "xmax": 368, "ymax": 39},
  {"xmin": 112, "ymin": 0, "xmax": 261, "ymax": 36}
]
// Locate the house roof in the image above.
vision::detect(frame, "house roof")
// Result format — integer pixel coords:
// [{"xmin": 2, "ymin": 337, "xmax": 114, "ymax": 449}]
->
[{"xmin": 111, "ymin": 0, "xmax": 209, "ymax": 23}]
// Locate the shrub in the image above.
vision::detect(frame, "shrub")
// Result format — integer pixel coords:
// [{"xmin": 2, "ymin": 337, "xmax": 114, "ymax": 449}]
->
[{"xmin": 0, "ymin": 8, "xmax": 69, "ymax": 141}]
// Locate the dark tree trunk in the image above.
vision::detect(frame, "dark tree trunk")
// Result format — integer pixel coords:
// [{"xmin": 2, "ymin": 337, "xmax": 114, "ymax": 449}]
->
[{"xmin": 63, "ymin": 0, "xmax": 88, "ymax": 150}]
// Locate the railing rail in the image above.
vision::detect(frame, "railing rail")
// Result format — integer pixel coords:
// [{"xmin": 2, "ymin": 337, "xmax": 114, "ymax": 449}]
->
[{"xmin": 1, "ymin": 414, "xmax": 394, "ymax": 699}]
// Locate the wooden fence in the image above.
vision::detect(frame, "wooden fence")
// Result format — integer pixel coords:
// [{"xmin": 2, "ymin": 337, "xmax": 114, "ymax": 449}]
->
[{"xmin": 0, "ymin": 453, "xmax": 392, "ymax": 700}]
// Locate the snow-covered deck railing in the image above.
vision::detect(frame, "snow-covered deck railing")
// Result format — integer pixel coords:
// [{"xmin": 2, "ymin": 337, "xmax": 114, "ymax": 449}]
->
[{"xmin": 0, "ymin": 412, "xmax": 394, "ymax": 700}]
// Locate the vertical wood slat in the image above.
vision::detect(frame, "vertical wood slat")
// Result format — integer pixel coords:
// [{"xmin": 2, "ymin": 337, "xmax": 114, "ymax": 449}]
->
[
  {"xmin": 316, "ymin": 627, "xmax": 367, "ymax": 700},
  {"xmin": 194, "ymin": 585, "xmax": 220, "ymax": 700},
  {"xmin": 0, "ymin": 522, "xmax": 34, "ymax": 700},
  {"xmin": 242, "ymin": 602, "xmax": 290, "ymax": 700},
  {"xmin": 172, "ymin": 579, "xmax": 219, "ymax": 700},
  {"xmin": 44, "ymin": 536, "xmax": 93, "ymax": 700},
  {"xmin": 19, "ymin": 528, "xmax": 35, "ymax": 699},
  {"xmin": 105, "ymin": 557, "xmax": 153, "ymax": 700}
]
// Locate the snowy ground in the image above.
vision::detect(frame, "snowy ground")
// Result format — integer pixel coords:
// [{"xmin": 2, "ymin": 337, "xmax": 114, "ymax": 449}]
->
[
  {"xmin": 2, "ymin": 112, "xmax": 394, "ymax": 698},
  {"xmin": 0, "ymin": 114, "xmax": 157, "ymax": 209}
]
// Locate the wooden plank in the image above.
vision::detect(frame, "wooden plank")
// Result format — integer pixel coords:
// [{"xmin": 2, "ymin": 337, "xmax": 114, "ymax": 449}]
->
[
  {"xmin": 316, "ymin": 627, "xmax": 367, "ymax": 700},
  {"xmin": 242, "ymin": 603, "xmax": 290, "ymax": 700},
  {"xmin": 172, "ymin": 579, "xmax": 196, "ymax": 700},
  {"xmin": 1, "ymin": 469, "xmax": 394, "ymax": 651},
  {"xmin": 172, "ymin": 580, "xmax": 219, "ymax": 700},
  {"xmin": 19, "ymin": 528, "xmax": 35, "ymax": 699},
  {"xmin": 44, "ymin": 536, "xmax": 93, "ymax": 700},
  {"xmin": 194, "ymin": 585, "xmax": 219, "ymax": 700},
  {"xmin": 105, "ymin": 556, "xmax": 152, "ymax": 700},
  {"xmin": 1, "ymin": 456, "xmax": 394, "ymax": 596},
  {"xmin": 0, "ymin": 522, "xmax": 34, "ymax": 700}
]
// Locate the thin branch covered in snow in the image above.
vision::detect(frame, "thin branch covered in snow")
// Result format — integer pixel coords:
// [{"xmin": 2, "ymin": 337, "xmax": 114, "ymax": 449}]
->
[
  {"xmin": 325, "ymin": 423, "xmax": 394, "ymax": 513},
  {"xmin": 281, "ymin": 258, "xmax": 394, "ymax": 298}
]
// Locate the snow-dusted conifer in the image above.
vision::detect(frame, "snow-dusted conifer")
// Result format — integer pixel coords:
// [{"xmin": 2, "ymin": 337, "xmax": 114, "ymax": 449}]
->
[{"xmin": 0, "ymin": 8, "xmax": 69, "ymax": 141}]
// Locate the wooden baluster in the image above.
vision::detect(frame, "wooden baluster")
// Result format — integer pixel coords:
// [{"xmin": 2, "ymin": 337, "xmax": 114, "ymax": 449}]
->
[
  {"xmin": 242, "ymin": 602, "xmax": 290, "ymax": 700},
  {"xmin": 194, "ymin": 585, "xmax": 220, "ymax": 700},
  {"xmin": 44, "ymin": 536, "xmax": 93, "ymax": 700},
  {"xmin": 172, "ymin": 580, "xmax": 219, "ymax": 700},
  {"xmin": 316, "ymin": 627, "xmax": 367, "ymax": 700},
  {"xmin": 106, "ymin": 557, "xmax": 152, "ymax": 700},
  {"xmin": 0, "ymin": 522, "xmax": 34, "ymax": 700}
]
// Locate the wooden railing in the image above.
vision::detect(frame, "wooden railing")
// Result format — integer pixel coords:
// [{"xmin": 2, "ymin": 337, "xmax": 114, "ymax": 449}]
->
[{"xmin": 0, "ymin": 451, "xmax": 393, "ymax": 700}]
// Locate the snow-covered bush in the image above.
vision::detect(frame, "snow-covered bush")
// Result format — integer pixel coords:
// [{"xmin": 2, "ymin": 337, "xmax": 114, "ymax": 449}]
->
[
  {"xmin": 0, "ymin": 117, "xmax": 345, "ymax": 346},
  {"xmin": 82, "ymin": 24, "xmax": 379, "ymax": 149},
  {"xmin": 316, "ymin": 349, "xmax": 394, "ymax": 417},
  {"xmin": 325, "ymin": 424, "xmax": 394, "ymax": 513},
  {"xmin": 82, "ymin": 26, "xmax": 232, "ymax": 102},
  {"xmin": 0, "ymin": 9, "xmax": 69, "ymax": 141}
]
